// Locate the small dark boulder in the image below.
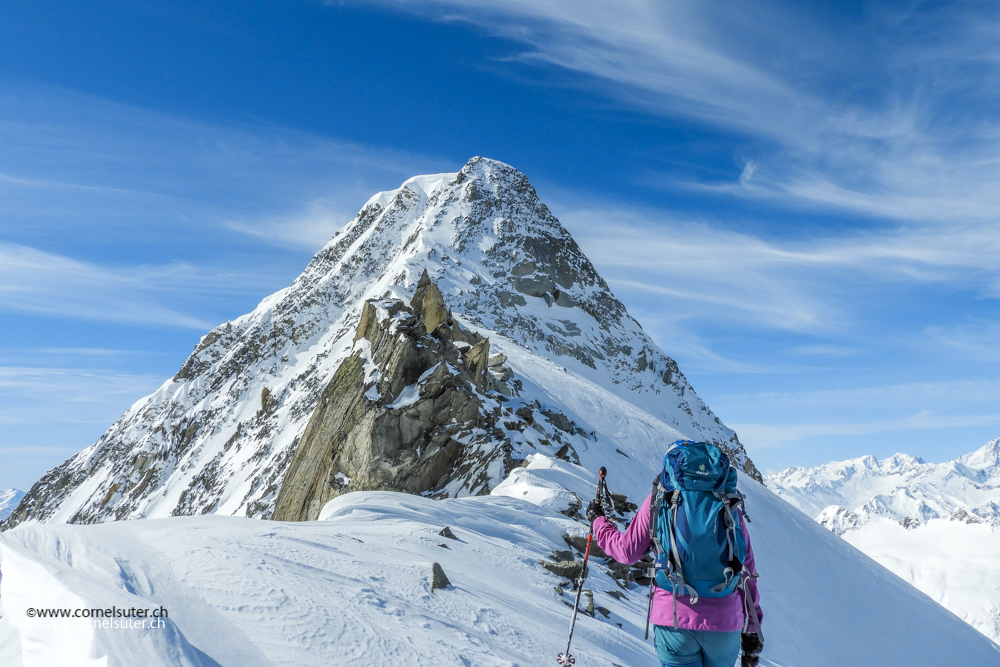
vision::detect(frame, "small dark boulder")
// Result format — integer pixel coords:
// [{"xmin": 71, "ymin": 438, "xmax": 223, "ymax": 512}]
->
[
  {"xmin": 431, "ymin": 562, "xmax": 451, "ymax": 591},
  {"xmin": 541, "ymin": 559, "xmax": 586, "ymax": 583}
]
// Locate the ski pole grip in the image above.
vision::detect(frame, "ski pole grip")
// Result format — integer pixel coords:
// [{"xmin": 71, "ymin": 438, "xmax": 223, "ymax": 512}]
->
[{"xmin": 596, "ymin": 467, "xmax": 607, "ymax": 500}]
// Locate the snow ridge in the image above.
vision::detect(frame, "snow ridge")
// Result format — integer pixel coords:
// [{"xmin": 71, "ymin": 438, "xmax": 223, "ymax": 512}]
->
[{"xmin": 3, "ymin": 456, "xmax": 1000, "ymax": 666}]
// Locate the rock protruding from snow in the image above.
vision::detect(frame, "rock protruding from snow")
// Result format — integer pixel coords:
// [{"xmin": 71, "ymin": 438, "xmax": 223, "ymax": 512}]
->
[
  {"xmin": 816, "ymin": 505, "xmax": 861, "ymax": 536},
  {"xmin": 3, "ymin": 157, "xmax": 756, "ymax": 530}
]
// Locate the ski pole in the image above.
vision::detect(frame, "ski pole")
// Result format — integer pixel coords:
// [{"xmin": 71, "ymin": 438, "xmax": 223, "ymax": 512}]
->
[{"xmin": 557, "ymin": 466, "xmax": 607, "ymax": 666}]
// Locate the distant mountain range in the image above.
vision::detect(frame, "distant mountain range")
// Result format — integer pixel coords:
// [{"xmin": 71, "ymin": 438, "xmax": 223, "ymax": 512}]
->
[
  {"xmin": 767, "ymin": 439, "xmax": 1000, "ymax": 644},
  {"xmin": 765, "ymin": 438, "xmax": 1000, "ymax": 532}
]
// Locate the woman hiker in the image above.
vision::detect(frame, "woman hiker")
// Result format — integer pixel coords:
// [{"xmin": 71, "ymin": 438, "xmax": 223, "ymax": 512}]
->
[{"xmin": 587, "ymin": 455, "xmax": 764, "ymax": 667}]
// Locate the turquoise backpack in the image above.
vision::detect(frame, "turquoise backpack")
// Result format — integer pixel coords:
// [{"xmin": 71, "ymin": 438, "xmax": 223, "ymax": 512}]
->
[{"xmin": 647, "ymin": 440, "xmax": 761, "ymax": 635}]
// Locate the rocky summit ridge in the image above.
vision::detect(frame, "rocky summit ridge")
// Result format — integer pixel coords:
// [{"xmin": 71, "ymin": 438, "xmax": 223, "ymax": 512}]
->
[{"xmin": 3, "ymin": 157, "xmax": 757, "ymax": 529}]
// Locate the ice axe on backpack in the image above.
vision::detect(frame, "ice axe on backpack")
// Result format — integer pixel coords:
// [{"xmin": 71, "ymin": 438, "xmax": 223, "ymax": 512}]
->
[{"xmin": 556, "ymin": 466, "xmax": 610, "ymax": 666}]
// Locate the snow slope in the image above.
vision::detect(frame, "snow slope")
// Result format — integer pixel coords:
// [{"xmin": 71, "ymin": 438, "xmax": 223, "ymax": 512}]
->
[
  {"xmin": 0, "ymin": 490, "xmax": 24, "ymax": 521},
  {"xmin": 2, "ymin": 457, "xmax": 999, "ymax": 667},
  {"xmin": 767, "ymin": 439, "xmax": 1000, "ymax": 645},
  {"xmin": 843, "ymin": 518, "xmax": 1000, "ymax": 645}
]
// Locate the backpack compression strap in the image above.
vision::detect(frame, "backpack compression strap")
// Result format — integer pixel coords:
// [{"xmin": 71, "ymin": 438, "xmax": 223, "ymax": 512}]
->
[
  {"xmin": 713, "ymin": 491, "xmax": 747, "ymax": 579},
  {"xmin": 740, "ymin": 569, "xmax": 764, "ymax": 643}
]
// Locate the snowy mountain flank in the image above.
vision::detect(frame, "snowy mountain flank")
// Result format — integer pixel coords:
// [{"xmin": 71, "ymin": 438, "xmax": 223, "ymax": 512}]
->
[
  {"xmin": 2, "ymin": 158, "xmax": 998, "ymax": 666},
  {"xmin": 2, "ymin": 157, "xmax": 753, "ymax": 530},
  {"xmin": 766, "ymin": 439, "xmax": 1000, "ymax": 644},
  {"xmin": 0, "ymin": 490, "xmax": 24, "ymax": 522}
]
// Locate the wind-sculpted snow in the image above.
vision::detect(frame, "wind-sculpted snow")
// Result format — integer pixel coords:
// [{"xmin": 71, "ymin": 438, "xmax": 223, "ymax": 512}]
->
[
  {"xmin": 3, "ymin": 157, "xmax": 754, "ymax": 530},
  {"xmin": 2, "ymin": 457, "xmax": 998, "ymax": 666}
]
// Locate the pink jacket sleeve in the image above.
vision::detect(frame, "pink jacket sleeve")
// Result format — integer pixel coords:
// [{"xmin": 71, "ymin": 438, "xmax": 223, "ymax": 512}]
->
[{"xmin": 592, "ymin": 493, "xmax": 653, "ymax": 565}]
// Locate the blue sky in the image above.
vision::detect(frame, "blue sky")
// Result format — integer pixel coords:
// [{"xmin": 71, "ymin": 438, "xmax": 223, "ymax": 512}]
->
[{"xmin": 2, "ymin": 0, "xmax": 1000, "ymax": 491}]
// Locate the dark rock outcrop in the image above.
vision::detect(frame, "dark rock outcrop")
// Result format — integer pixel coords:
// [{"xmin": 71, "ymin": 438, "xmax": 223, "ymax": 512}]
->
[{"xmin": 273, "ymin": 273, "xmax": 515, "ymax": 521}]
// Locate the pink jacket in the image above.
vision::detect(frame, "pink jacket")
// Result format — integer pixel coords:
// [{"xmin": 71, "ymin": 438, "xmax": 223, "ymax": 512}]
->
[{"xmin": 593, "ymin": 493, "xmax": 763, "ymax": 632}]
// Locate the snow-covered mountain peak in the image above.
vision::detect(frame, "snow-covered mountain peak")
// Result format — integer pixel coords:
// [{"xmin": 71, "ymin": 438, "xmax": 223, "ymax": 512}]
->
[
  {"xmin": 3, "ymin": 157, "xmax": 754, "ymax": 530},
  {"xmin": 0, "ymin": 490, "xmax": 24, "ymax": 521},
  {"xmin": 768, "ymin": 441, "xmax": 1000, "ymax": 646},
  {"xmin": 958, "ymin": 437, "xmax": 1000, "ymax": 472}
]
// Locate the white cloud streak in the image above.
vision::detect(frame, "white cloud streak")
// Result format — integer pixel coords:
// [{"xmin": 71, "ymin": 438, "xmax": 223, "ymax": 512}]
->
[
  {"xmin": 0, "ymin": 82, "xmax": 454, "ymax": 326},
  {"xmin": 0, "ymin": 366, "xmax": 164, "ymax": 425},
  {"xmin": 359, "ymin": 0, "xmax": 1000, "ymax": 223},
  {"xmin": 556, "ymin": 202, "xmax": 1000, "ymax": 340},
  {"xmin": 0, "ymin": 81, "xmax": 448, "ymax": 246},
  {"xmin": 723, "ymin": 379, "xmax": 1000, "ymax": 455},
  {"xmin": 0, "ymin": 241, "xmax": 225, "ymax": 329}
]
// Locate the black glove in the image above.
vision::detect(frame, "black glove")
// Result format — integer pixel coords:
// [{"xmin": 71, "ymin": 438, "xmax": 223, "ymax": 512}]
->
[
  {"xmin": 740, "ymin": 632, "xmax": 763, "ymax": 667},
  {"xmin": 586, "ymin": 498, "xmax": 605, "ymax": 524}
]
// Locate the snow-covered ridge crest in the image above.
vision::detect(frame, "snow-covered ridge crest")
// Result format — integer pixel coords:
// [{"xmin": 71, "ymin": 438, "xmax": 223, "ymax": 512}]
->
[
  {"xmin": 4, "ymin": 456, "xmax": 1000, "ymax": 666},
  {"xmin": 3, "ymin": 156, "xmax": 755, "ymax": 529}
]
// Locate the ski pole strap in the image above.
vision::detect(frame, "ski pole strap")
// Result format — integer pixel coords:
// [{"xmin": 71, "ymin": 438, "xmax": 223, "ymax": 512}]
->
[{"xmin": 598, "ymin": 473, "xmax": 616, "ymax": 515}]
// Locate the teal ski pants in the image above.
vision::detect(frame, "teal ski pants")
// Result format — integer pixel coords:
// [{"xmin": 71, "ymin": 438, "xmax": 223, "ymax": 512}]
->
[{"xmin": 653, "ymin": 626, "xmax": 741, "ymax": 667}]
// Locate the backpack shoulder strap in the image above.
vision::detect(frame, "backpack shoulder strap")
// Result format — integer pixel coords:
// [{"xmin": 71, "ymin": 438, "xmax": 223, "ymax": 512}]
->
[{"xmin": 648, "ymin": 478, "xmax": 660, "ymax": 550}]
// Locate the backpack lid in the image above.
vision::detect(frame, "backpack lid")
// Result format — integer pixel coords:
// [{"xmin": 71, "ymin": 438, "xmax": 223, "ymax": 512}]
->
[{"xmin": 659, "ymin": 440, "xmax": 737, "ymax": 493}]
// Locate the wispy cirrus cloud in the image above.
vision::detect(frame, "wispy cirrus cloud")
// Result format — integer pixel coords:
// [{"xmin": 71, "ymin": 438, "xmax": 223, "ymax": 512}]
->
[
  {"xmin": 359, "ymin": 0, "xmax": 1000, "ymax": 223},
  {"xmin": 0, "ymin": 82, "xmax": 455, "ymax": 327},
  {"xmin": 926, "ymin": 322, "xmax": 1000, "ymax": 363},
  {"xmin": 722, "ymin": 379, "xmax": 1000, "ymax": 459},
  {"xmin": 0, "ymin": 80, "xmax": 447, "ymax": 247},
  {"xmin": 0, "ymin": 365, "xmax": 164, "ymax": 436},
  {"xmin": 556, "ymin": 202, "xmax": 1000, "ymax": 341},
  {"xmin": 0, "ymin": 241, "xmax": 241, "ymax": 329}
]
